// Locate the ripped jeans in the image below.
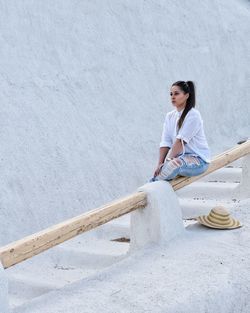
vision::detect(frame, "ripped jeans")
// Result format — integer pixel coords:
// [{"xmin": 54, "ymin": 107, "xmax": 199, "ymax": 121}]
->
[{"xmin": 151, "ymin": 153, "xmax": 209, "ymax": 182}]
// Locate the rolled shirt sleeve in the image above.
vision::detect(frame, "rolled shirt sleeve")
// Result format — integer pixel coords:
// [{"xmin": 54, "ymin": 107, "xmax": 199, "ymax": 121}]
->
[
  {"xmin": 160, "ymin": 114, "xmax": 172, "ymax": 148},
  {"xmin": 176, "ymin": 113, "xmax": 202, "ymax": 144}
]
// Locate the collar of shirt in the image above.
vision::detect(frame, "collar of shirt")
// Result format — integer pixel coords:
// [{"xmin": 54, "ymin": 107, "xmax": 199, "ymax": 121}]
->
[{"xmin": 176, "ymin": 108, "xmax": 184, "ymax": 117}]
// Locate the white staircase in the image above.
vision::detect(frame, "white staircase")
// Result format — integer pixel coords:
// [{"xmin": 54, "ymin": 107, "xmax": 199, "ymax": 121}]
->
[
  {"xmin": 178, "ymin": 160, "xmax": 242, "ymax": 219},
  {"xmin": 7, "ymin": 236, "xmax": 129, "ymax": 310},
  {"xmin": 7, "ymin": 159, "xmax": 243, "ymax": 311}
]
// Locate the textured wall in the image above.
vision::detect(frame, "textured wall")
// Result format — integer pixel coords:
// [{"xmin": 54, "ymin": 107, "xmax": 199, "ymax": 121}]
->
[
  {"xmin": 0, "ymin": 263, "xmax": 9, "ymax": 312},
  {"xmin": 0, "ymin": 0, "xmax": 249, "ymax": 244}
]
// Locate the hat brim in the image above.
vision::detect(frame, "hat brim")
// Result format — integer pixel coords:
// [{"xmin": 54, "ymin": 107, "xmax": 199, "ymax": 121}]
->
[{"xmin": 196, "ymin": 215, "xmax": 242, "ymax": 229}]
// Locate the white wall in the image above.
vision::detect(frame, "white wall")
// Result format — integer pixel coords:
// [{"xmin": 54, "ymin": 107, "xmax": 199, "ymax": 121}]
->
[
  {"xmin": 0, "ymin": 0, "xmax": 249, "ymax": 244},
  {"xmin": 0, "ymin": 263, "xmax": 9, "ymax": 313}
]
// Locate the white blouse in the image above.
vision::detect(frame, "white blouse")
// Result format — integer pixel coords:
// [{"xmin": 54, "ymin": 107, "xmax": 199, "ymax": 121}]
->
[{"xmin": 160, "ymin": 107, "xmax": 211, "ymax": 163}]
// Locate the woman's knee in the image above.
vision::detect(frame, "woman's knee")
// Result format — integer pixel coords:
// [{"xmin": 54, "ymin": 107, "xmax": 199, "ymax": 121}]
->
[{"xmin": 158, "ymin": 158, "xmax": 183, "ymax": 180}]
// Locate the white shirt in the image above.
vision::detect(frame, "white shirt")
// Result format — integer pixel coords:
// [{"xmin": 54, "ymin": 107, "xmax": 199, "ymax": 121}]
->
[{"xmin": 160, "ymin": 107, "xmax": 211, "ymax": 163}]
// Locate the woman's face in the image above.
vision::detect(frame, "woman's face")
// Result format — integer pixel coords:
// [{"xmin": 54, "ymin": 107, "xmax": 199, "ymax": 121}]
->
[{"xmin": 170, "ymin": 85, "xmax": 189, "ymax": 109}]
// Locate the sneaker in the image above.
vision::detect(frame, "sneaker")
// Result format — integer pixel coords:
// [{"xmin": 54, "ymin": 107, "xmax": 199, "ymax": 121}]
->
[{"xmin": 149, "ymin": 177, "xmax": 156, "ymax": 183}]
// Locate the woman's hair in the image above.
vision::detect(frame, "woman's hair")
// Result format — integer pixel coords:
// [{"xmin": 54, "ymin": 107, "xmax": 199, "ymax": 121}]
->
[{"xmin": 172, "ymin": 80, "xmax": 196, "ymax": 131}]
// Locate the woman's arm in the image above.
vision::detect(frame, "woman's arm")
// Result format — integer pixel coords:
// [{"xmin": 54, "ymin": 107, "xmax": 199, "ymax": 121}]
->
[
  {"xmin": 158, "ymin": 146, "xmax": 170, "ymax": 165},
  {"xmin": 168, "ymin": 139, "xmax": 185, "ymax": 159},
  {"xmin": 153, "ymin": 146, "xmax": 170, "ymax": 177}
]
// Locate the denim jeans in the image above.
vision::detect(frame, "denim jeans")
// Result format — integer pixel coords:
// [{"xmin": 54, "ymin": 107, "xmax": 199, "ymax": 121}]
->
[{"xmin": 150, "ymin": 153, "xmax": 209, "ymax": 182}]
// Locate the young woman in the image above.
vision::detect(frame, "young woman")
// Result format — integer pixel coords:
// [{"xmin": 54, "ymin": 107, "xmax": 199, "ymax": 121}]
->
[{"xmin": 151, "ymin": 80, "xmax": 210, "ymax": 182}]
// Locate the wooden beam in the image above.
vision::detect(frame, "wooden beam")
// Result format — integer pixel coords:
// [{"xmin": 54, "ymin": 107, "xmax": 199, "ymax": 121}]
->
[
  {"xmin": 0, "ymin": 192, "xmax": 147, "ymax": 269},
  {"xmin": 171, "ymin": 140, "xmax": 250, "ymax": 190}
]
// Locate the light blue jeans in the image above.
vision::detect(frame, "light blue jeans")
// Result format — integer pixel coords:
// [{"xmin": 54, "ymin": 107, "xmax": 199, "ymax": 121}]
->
[{"xmin": 150, "ymin": 153, "xmax": 209, "ymax": 182}]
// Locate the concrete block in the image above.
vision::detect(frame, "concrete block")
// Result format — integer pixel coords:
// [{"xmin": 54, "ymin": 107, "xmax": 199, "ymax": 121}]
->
[
  {"xmin": 130, "ymin": 181, "xmax": 184, "ymax": 251},
  {"xmin": 233, "ymin": 154, "xmax": 250, "ymax": 198}
]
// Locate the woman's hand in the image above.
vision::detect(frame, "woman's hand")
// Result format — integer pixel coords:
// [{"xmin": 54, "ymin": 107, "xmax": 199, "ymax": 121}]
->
[{"xmin": 154, "ymin": 163, "xmax": 164, "ymax": 177}]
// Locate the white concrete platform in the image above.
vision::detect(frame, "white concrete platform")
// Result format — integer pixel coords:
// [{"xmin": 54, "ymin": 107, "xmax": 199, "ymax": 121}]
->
[
  {"xmin": 12, "ymin": 199, "xmax": 250, "ymax": 313},
  {"xmin": 6, "ymin": 162, "xmax": 249, "ymax": 311}
]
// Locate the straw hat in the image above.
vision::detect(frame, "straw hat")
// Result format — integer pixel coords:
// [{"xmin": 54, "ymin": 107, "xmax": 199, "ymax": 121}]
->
[{"xmin": 196, "ymin": 206, "xmax": 242, "ymax": 229}]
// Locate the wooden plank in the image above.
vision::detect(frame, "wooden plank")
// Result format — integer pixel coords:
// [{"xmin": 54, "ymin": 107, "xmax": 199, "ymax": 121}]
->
[
  {"xmin": 0, "ymin": 192, "xmax": 147, "ymax": 269},
  {"xmin": 171, "ymin": 140, "xmax": 250, "ymax": 190}
]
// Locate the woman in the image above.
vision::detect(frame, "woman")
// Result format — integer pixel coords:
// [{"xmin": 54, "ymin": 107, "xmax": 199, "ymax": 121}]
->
[{"xmin": 151, "ymin": 80, "xmax": 210, "ymax": 182}]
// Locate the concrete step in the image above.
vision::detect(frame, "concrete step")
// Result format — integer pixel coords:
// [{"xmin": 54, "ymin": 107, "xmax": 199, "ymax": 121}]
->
[
  {"xmin": 96, "ymin": 214, "xmax": 130, "ymax": 240},
  {"xmin": 176, "ymin": 181, "xmax": 239, "ymax": 199},
  {"xmin": 199, "ymin": 167, "xmax": 242, "ymax": 183},
  {"xmin": 7, "ymin": 236, "xmax": 129, "ymax": 309},
  {"xmin": 53, "ymin": 238, "xmax": 129, "ymax": 268},
  {"xmin": 179, "ymin": 198, "xmax": 240, "ymax": 219},
  {"xmin": 8, "ymin": 276, "xmax": 60, "ymax": 309}
]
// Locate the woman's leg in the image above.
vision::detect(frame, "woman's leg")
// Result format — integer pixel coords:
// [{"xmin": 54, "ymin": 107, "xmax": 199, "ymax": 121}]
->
[
  {"xmin": 154, "ymin": 154, "xmax": 209, "ymax": 181},
  {"xmin": 178, "ymin": 155, "xmax": 209, "ymax": 177}
]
